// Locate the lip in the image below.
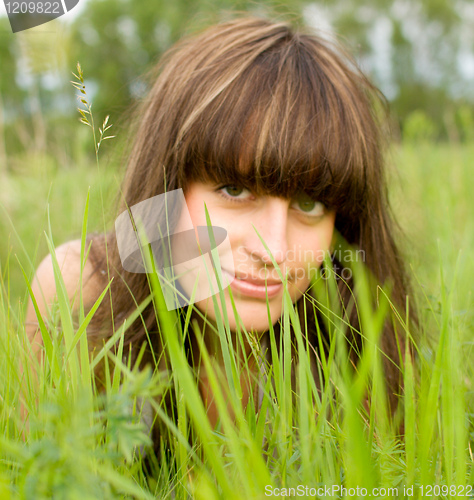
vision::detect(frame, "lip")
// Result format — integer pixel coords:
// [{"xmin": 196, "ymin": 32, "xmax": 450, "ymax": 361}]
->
[{"xmin": 221, "ymin": 269, "xmax": 283, "ymax": 299}]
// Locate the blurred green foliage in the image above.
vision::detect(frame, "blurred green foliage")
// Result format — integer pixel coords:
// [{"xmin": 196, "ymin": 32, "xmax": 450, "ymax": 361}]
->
[
  {"xmin": 1, "ymin": 142, "xmax": 472, "ymax": 498},
  {"xmin": 0, "ymin": 0, "xmax": 473, "ymax": 170}
]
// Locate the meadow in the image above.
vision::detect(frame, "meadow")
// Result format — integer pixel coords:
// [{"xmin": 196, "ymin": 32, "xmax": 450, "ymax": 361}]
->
[{"xmin": 0, "ymin": 138, "xmax": 473, "ymax": 498}]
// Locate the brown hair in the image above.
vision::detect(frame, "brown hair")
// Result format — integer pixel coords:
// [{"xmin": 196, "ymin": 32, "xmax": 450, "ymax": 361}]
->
[{"xmin": 88, "ymin": 17, "xmax": 414, "ymax": 416}]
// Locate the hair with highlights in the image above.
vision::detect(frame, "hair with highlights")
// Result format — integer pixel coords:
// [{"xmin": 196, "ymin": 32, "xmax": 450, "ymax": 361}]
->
[{"xmin": 87, "ymin": 17, "xmax": 415, "ymax": 424}]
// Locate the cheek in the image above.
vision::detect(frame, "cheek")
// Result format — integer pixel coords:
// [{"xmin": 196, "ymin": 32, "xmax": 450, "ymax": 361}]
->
[
  {"xmin": 293, "ymin": 221, "xmax": 336, "ymax": 275},
  {"xmin": 189, "ymin": 207, "xmax": 205, "ymax": 228},
  {"xmin": 182, "ymin": 197, "xmax": 203, "ymax": 228}
]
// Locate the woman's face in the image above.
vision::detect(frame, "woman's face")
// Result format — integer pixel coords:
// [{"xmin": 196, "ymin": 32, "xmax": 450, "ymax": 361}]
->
[{"xmin": 172, "ymin": 181, "xmax": 336, "ymax": 333}]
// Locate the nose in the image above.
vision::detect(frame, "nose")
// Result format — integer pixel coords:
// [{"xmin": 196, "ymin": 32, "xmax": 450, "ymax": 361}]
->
[{"xmin": 245, "ymin": 198, "xmax": 289, "ymax": 266}]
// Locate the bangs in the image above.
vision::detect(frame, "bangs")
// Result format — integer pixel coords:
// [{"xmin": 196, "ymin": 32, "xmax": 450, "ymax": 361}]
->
[{"xmin": 178, "ymin": 37, "xmax": 380, "ymax": 218}]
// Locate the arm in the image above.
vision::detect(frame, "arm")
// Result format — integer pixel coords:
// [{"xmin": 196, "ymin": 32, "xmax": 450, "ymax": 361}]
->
[{"xmin": 22, "ymin": 240, "xmax": 101, "ymax": 420}]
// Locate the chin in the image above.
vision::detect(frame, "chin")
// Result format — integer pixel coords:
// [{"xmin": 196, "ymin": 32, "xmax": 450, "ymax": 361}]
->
[
  {"xmin": 229, "ymin": 315, "xmax": 277, "ymax": 334},
  {"xmin": 195, "ymin": 294, "xmax": 283, "ymax": 334}
]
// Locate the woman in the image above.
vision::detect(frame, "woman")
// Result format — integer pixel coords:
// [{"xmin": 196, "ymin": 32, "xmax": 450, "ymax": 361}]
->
[{"xmin": 26, "ymin": 17, "xmax": 414, "ymax": 440}]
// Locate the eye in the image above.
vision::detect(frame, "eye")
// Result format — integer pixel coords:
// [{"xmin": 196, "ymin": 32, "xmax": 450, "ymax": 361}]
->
[
  {"xmin": 218, "ymin": 185, "xmax": 252, "ymax": 201},
  {"xmin": 292, "ymin": 193, "xmax": 326, "ymax": 218}
]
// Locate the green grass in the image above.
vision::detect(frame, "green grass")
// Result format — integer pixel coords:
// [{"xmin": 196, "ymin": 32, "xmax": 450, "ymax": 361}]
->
[{"xmin": 0, "ymin": 142, "xmax": 473, "ymax": 499}]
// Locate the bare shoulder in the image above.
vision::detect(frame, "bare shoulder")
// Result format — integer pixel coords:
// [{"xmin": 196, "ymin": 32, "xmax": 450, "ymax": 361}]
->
[{"xmin": 25, "ymin": 239, "xmax": 104, "ymax": 350}]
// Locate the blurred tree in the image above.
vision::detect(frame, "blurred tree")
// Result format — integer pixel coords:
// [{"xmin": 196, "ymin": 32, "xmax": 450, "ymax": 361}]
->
[
  {"xmin": 0, "ymin": 18, "xmax": 79, "ymax": 165},
  {"xmin": 326, "ymin": 0, "xmax": 470, "ymax": 139},
  {"xmin": 0, "ymin": 18, "xmax": 26, "ymax": 111},
  {"xmin": 0, "ymin": 18, "xmax": 26, "ymax": 170},
  {"xmin": 456, "ymin": 105, "xmax": 474, "ymax": 143},
  {"xmin": 403, "ymin": 109, "xmax": 437, "ymax": 143}
]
